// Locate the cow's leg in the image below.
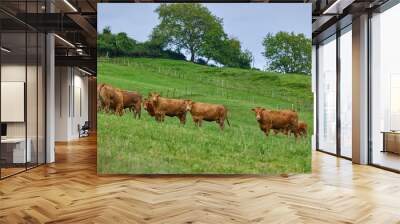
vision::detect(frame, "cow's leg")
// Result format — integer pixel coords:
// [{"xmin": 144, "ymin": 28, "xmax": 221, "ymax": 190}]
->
[
  {"xmin": 285, "ymin": 128, "xmax": 290, "ymax": 136},
  {"xmin": 197, "ymin": 119, "xmax": 203, "ymax": 127},
  {"xmin": 104, "ymin": 102, "xmax": 111, "ymax": 113},
  {"xmin": 291, "ymin": 126, "xmax": 298, "ymax": 139},
  {"xmin": 133, "ymin": 103, "xmax": 140, "ymax": 119},
  {"xmin": 131, "ymin": 107, "xmax": 136, "ymax": 119},
  {"xmin": 97, "ymin": 100, "xmax": 102, "ymax": 112},
  {"xmin": 116, "ymin": 105, "xmax": 123, "ymax": 116},
  {"xmin": 155, "ymin": 112, "xmax": 162, "ymax": 122},
  {"xmin": 137, "ymin": 103, "xmax": 141, "ymax": 119},
  {"xmin": 192, "ymin": 117, "xmax": 199, "ymax": 127},
  {"xmin": 179, "ymin": 114, "xmax": 186, "ymax": 125},
  {"xmin": 219, "ymin": 121, "xmax": 224, "ymax": 131},
  {"xmin": 157, "ymin": 114, "xmax": 163, "ymax": 122},
  {"xmin": 273, "ymin": 129, "xmax": 279, "ymax": 135},
  {"xmin": 129, "ymin": 106, "xmax": 137, "ymax": 119},
  {"xmin": 219, "ymin": 118, "xmax": 225, "ymax": 131},
  {"xmin": 265, "ymin": 124, "xmax": 272, "ymax": 137}
]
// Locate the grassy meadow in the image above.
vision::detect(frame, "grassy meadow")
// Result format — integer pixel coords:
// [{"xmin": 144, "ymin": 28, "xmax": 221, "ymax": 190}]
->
[{"xmin": 97, "ymin": 57, "xmax": 313, "ymax": 174}]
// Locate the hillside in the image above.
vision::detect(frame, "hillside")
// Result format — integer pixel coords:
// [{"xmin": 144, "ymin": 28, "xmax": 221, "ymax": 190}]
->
[{"xmin": 97, "ymin": 57, "xmax": 313, "ymax": 174}]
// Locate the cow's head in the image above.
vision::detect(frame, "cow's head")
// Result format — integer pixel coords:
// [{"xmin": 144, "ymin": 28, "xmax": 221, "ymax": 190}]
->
[
  {"xmin": 183, "ymin": 100, "xmax": 193, "ymax": 111},
  {"xmin": 251, "ymin": 107, "xmax": 265, "ymax": 121},
  {"xmin": 149, "ymin": 92, "xmax": 160, "ymax": 103}
]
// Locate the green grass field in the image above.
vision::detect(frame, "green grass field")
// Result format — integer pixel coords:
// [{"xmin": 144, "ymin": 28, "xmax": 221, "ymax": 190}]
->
[{"xmin": 98, "ymin": 57, "xmax": 313, "ymax": 174}]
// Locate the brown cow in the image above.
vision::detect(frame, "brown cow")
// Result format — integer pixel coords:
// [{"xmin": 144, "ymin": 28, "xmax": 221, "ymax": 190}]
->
[
  {"xmin": 251, "ymin": 107, "xmax": 298, "ymax": 138},
  {"xmin": 149, "ymin": 93, "xmax": 192, "ymax": 124},
  {"xmin": 99, "ymin": 84, "xmax": 124, "ymax": 116},
  {"xmin": 97, "ymin": 83, "xmax": 106, "ymax": 111},
  {"xmin": 186, "ymin": 101, "xmax": 230, "ymax": 131},
  {"xmin": 122, "ymin": 90, "xmax": 142, "ymax": 119}
]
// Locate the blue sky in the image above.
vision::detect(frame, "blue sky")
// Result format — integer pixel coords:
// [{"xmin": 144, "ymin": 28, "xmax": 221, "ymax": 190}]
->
[{"xmin": 98, "ymin": 3, "xmax": 311, "ymax": 70}]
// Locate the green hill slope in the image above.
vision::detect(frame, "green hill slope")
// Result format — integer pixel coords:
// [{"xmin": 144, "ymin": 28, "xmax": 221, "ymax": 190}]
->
[{"xmin": 98, "ymin": 57, "xmax": 313, "ymax": 174}]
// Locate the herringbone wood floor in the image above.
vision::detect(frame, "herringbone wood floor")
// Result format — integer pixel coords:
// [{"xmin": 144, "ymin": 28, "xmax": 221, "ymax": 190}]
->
[{"xmin": 1, "ymin": 135, "xmax": 400, "ymax": 224}]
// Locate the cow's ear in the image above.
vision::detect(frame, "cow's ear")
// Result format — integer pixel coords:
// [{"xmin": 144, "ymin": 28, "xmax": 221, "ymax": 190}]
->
[{"xmin": 251, "ymin": 108, "xmax": 255, "ymax": 112}]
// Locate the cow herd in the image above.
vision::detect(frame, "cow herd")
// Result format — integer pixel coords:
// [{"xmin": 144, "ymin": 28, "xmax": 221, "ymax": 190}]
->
[{"xmin": 97, "ymin": 83, "xmax": 308, "ymax": 138}]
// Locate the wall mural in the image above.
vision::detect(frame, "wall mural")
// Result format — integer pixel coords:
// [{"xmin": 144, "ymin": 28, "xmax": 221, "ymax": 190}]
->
[{"xmin": 97, "ymin": 3, "xmax": 313, "ymax": 174}]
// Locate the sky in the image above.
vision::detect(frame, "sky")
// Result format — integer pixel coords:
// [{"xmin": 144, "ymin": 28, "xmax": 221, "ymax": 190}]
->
[{"xmin": 98, "ymin": 3, "xmax": 311, "ymax": 70}]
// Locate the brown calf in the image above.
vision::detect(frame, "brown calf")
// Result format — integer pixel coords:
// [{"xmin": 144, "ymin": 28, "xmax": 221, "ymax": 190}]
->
[
  {"xmin": 149, "ymin": 93, "xmax": 192, "ymax": 124},
  {"xmin": 122, "ymin": 90, "xmax": 142, "ymax": 119},
  {"xmin": 251, "ymin": 107, "xmax": 298, "ymax": 138},
  {"xmin": 187, "ymin": 101, "xmax": 230, "ymax": 131},
  {"xmin": 294, "ymin": 120, "xmax": 308, "ymax": 137}
]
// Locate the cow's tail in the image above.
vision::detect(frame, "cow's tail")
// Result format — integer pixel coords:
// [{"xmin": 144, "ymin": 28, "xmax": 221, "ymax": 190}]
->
[{"xmin": 225, "ymin": 112, "xmax": 231, "ymax": 126}]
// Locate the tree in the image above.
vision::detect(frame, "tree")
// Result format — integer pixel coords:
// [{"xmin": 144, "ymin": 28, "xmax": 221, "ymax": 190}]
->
[
  {"xmin": 115, "ymin": 32, "xmax": 136, "ymax": 55},
  {"xmin": 98, "ymin": 27, "xmax": 116, "ymax": 57},
  {"xmin": 152, "ymin": 3, "xmax": 225, "ymax": 62},
  {"xmin": 215, "ymin": 38, "xmax": 252, "ymax": 69},
  {"xmin": 198, "ymin": 22, "xmax": 227, "ymax": 64},
  {"xmin": 262, "ymin": 32, "xmax": 311, "ymax": 75}
]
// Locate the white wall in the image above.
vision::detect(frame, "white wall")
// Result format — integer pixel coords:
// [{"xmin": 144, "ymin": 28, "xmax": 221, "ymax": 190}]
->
[
  {"xmin": 55, "ymin": 66, "xmax": 69, "ymax": 141},
  {"xmin": 54, "ymin": 67, "xmax": 89, "ymax": 141}
]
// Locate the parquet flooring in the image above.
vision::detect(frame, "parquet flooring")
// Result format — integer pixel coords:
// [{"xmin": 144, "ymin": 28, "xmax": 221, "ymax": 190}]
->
[{"xmin": 1, "ymin": 135, "xmax": 400, "ymax": 223}]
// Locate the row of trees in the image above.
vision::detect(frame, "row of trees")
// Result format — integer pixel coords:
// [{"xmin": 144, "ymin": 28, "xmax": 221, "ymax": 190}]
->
[
  {"xmin": 98, "ymin": 3, "xmax": 311, "ymax": 74},
  {"xmin": 98, "ymin": 27, "xmax": 186, "ymax": 60}
]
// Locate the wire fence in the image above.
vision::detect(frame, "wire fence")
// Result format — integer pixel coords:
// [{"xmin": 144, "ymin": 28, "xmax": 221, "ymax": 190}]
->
[{"xmin": 98, "ymin": 57, "xmax": 313, "ymax": 112}]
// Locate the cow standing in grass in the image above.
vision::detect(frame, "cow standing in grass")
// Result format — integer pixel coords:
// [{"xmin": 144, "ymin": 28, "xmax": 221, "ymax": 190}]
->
[
  {"xmin": 99, "ymin": 84, "xmax": 124, "ymax": 116},
  {"xmin": 149, "ymin": 93, "xmax": 192, "ymax": 124},
  {"xmin": 122, "ymin": 90, "xmax": 142, "ymax": 119},
  {"xmin": 97, "ymin": 83, "xmax": 106, "ymax": 111},
  {"xmin": 251, "ymin": 107, "xmax": 298, "ymax": 138},
  {"xmin": 186, "ymin": 101, "xmax": 230, "ymax": 131}
]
